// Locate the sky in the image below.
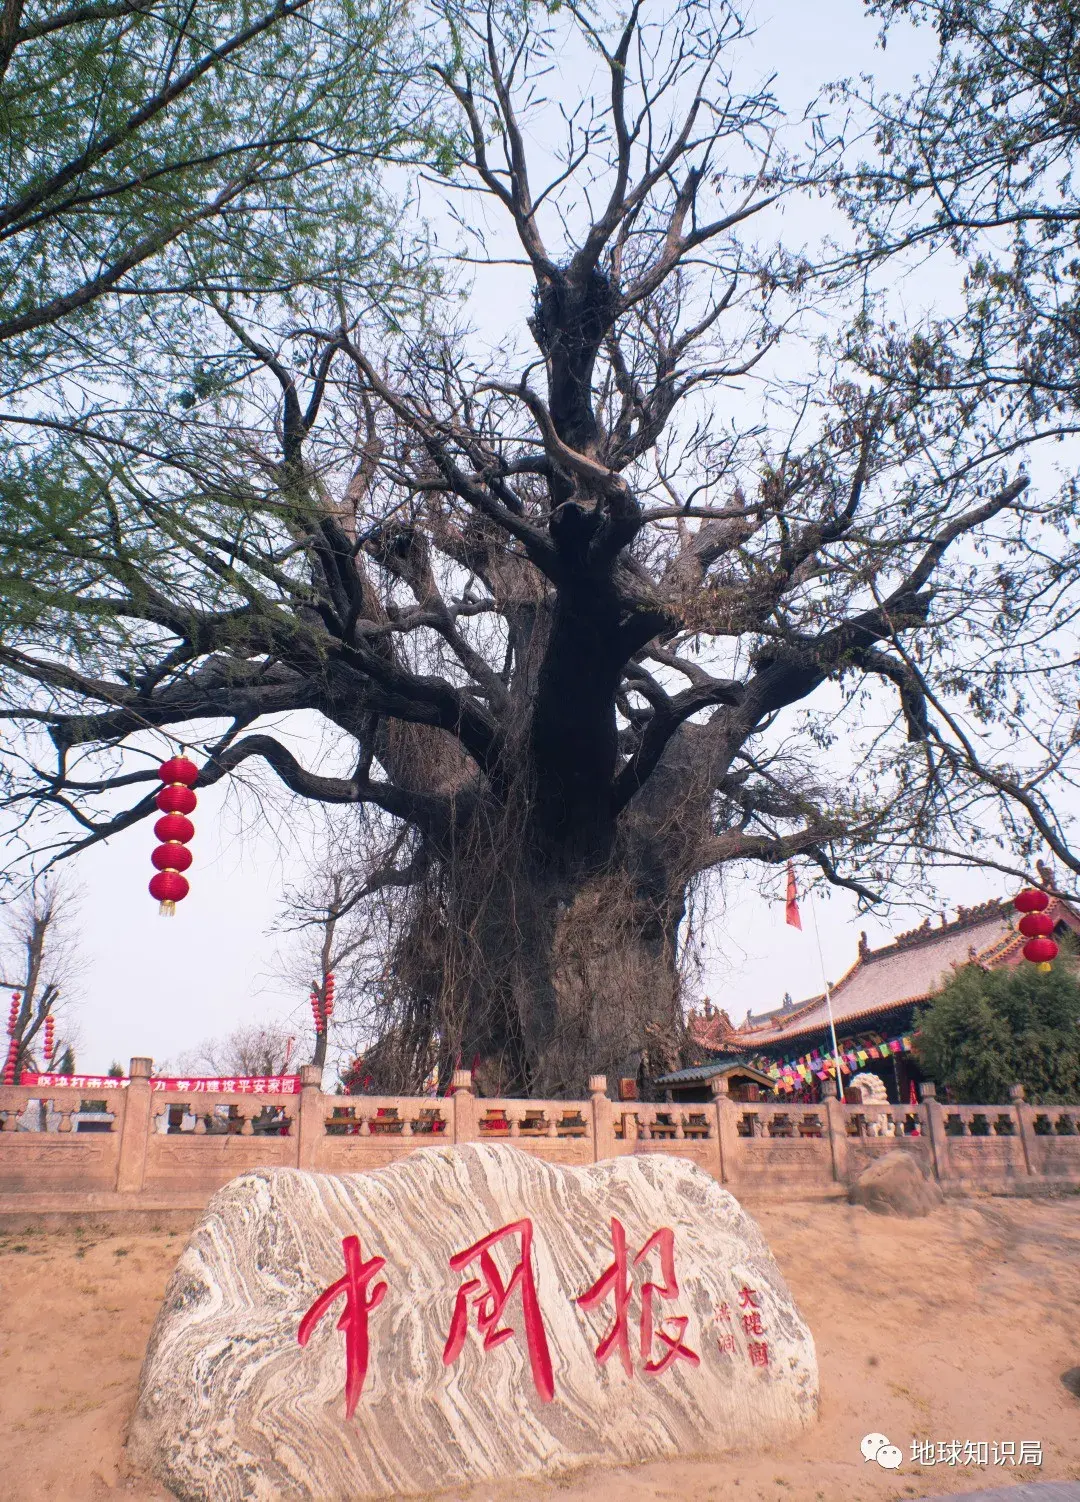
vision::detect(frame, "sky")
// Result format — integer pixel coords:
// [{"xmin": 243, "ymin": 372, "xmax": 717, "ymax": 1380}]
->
[{"xmin": 4, "ymin": 0, "xmax": 1045, "ymax": 1077}]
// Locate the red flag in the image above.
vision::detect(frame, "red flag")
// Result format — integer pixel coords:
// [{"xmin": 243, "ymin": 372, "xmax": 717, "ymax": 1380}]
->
[{"xmin": 785, "ymin": 861, "xmax": 802, "ymax": 930}]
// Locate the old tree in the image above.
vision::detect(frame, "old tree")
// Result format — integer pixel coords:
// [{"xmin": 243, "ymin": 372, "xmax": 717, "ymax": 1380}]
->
[{"xmin": 0, "ymin": 2, "xmax": 1065, "ymax": 1093}]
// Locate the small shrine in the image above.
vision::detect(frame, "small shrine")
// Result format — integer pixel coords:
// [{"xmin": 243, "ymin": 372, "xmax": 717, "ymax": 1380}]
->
[{"xmin": 653, "ymin": 1060, "xmax": 775, "ymax": 1104}]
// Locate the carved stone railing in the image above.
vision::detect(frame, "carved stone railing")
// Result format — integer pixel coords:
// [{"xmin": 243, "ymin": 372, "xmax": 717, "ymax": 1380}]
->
[{"xmin": 1, "ymin": 1062, "xmax": 1078, "ymax": 1212}]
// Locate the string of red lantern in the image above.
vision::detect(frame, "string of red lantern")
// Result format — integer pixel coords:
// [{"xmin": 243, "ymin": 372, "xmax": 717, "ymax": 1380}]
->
[
  {"xmin": 150, "ymin": 756, "xmax": 199, "ymax": 915},
  {"xmin": 1013, "ymin": 888, "xmax": 1058, "ymax": 972},
  {"xmin": 309, "ymin": 973, "xmax": 336, "ymax": 1034},
  {"xmin": 44, "ymin": 1013, "xmax": 55, "ymax": 1066},
  {"xmin": 3, "ymin": 991, "xmax": 20, "ymax": 1085},
  {"xmin": 307, "ymin": 973, "xmax": 333, "ymax": 1033}
]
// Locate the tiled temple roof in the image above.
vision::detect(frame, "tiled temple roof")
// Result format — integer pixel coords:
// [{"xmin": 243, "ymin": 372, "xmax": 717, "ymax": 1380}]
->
[{"xmin": 689, "ymin": 896, "xmax": 1079, "ymax": 1053}]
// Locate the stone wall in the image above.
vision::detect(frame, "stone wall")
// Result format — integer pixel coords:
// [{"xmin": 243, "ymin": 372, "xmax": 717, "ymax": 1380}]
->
[{"xmin": 1, "ymin": 1062, "xmax": 1078, "ymax": 1218}]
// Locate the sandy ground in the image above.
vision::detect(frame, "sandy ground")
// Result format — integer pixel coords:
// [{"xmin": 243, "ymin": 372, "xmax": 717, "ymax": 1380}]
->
[{"xmin": 0, "ymin": 1193, "xmax": 1078, "ymax": 1502}]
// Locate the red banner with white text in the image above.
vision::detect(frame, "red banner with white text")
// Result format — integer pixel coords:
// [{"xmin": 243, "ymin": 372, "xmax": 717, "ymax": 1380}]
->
[{"xmin": 19, "ymin": 1073, "xmax": 302, "ymax": 1095}]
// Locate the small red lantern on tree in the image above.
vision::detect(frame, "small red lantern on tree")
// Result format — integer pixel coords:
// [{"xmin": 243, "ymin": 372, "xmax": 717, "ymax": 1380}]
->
[
  {"xmin": 43, "ymin": 1012, "xmax": 55, "ymax": 1066},
  {"xmin": 1014, "ymin": 888, "xmax": 1058, "ymax": 972},
  {"xmin": 150, "ymin": 756, "xmax": 199, "ymax": 914}
]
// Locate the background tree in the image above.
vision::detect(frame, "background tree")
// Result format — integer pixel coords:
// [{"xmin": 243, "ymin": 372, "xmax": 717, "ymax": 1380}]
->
[
  {"xmin": 175, "ymin": 1020, "xmax": 297, "ymax": 1077},
  {"xmin": 831, "ymin": 0, "xmax": 1080, "ymax": 879},
  {"xmin": 0, "ymin": 880, "xmax": 82, "ymax": 1077},
  {"xmin": 916, "ymin": 957, "xmax": 1080, "ymax": 1104},
  {"xmin": 273, "ymin": 838, "xmax": 391, "ymax": 1070},
  {"xmin": 0, "ymin": 0, "xmax": 1069, "ymax": 1095}
]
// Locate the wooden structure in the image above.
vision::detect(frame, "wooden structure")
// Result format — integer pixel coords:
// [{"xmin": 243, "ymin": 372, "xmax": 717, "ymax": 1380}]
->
[{"xmin": 654, "ymin": 1060, "xmax": 774, "ymax": 1104}]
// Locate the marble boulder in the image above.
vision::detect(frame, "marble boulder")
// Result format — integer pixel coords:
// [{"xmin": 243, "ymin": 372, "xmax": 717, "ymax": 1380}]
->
[{"xmin": 128, "ymin": 1144, "xmax": 818, "ymax": 1500}]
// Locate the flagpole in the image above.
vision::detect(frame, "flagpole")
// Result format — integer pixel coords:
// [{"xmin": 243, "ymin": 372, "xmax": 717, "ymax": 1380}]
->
[{"xmin": 808, "ymin": 889, "xmax": 845, "ymax": 1102}]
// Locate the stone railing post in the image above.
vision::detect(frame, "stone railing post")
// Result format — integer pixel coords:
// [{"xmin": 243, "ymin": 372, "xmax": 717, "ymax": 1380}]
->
[
  {"xmin": 116, "ymin": 1056, "xmax": 154, "ymax": 1194},
  {"xmin": 589, "ymin": 1076, "xmax": 614, "ymax": 1163},
  {"xmin": 920, "ymin": 1082, "xmax": 950, "ymax": 1183},
  {"xmin": 822, "ymin": 1096, "xmax": 849, "ymax": 1184},
  {"xmin": 296, "ymin": 1064, "xmax": 324, "ymax": 1170},
  {"xmin": 451, "ymin": 1071, "xmax": 477, "ymax": 1144},
  {"xmin": 712, "ymin": 1075, "xmax": 738, "ymax": 1185},
  {"xmin": 1009, "ymin": 1084, "xmax": 1035, "ymax": 1176}
]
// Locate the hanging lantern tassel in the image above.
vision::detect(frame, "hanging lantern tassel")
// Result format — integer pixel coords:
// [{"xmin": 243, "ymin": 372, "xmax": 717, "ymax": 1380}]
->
[
  {"xmin": 1014, "ymin": 888, "xmax": 1058, "ymax": 973},
  {"xmin": 149, "ymin": 757, "xmax": 199, "ymax": 914}
]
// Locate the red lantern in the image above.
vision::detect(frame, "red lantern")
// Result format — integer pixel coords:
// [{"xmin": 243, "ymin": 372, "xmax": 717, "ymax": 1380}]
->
[
  {"xmin": 150, "ymin": 756, "xmax": 198, "ymax": 912},
  {"xmin": 149, "ymin": 868, "xmax": 190, "ymax": 915},
  {"xmin": 44, "ymin": 1013, "xmax": 55, "ymax": 1063},
  {"xmin": 1018, "ymin": 911, "xmax": 1055, "ymax": 938},
  {"xmin": 158, "ymin": 756, "xmax": 199, "ymax": 787},
  {"xmin": 151, "ymin": 843, "xmax": 193, "ymax": 873},
  {"xmin": 1022, "ymin": 936, "xmax": 1058, "ymax": 970},
  {"xmin": 2, "ymin": 1036, "xmax": 16, "ymax": 1086},
  {"xmin": 156, "ymin": 784, "xmax": 197, "ymax": 816},
  {"xmin": 1014, "ymin": 888, "xmax": 1049, "ymax": 913},
  {"xmin": 154, "ymin": 813, "xmax": 194, "ymax": 844},
  {"xmin": 7, "ymin": 992, "xmax": 19, "ymax": 1036}
]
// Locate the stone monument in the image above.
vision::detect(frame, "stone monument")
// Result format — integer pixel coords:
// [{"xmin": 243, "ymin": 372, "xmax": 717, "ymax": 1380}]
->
[{"xmin": 128, "ymin": 1143, "xmax": 818, "ymax": 1499}]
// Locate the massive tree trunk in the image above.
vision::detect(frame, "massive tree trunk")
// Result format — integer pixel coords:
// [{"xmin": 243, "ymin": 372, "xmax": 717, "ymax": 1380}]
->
[
  {"xmin": 386, "ymin": 691, "xmax": 719, "ymax": 1096},
  {"xmin": 394, "ymin": 795, "xmax": 689, "ymax": 1097}
]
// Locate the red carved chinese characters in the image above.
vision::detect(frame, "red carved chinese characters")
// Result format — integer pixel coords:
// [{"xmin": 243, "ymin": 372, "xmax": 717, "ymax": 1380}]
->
[
  {"xmin": 738, "ymin": 1286, "xmax": 769, "ymax": 1367},
  {"xmin": 578, "ymin": 1217, "xmax": 700, "ymax": 1377},
  {"xmin": 442, "ymin": 1218, "xmax": 555, "ymax": 1402},
  {"xmin": 576, "ymin": 1215, "xmax": 635, "ymax": 1374},
  {"xmin": 298, "ymin": 1234, "xmax": 388, "ymax": 1417}
]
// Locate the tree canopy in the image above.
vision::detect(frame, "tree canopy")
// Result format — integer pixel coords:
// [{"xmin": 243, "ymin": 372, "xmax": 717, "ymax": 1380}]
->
[
  {"xmin": 0, "ymin": 0, "xmax": 1075, "ymax": 1092},
  {"xmin": 916, "ymin": 957, "xmax": 1080, "ymax": 1103},
  {"xmin": 841, "ymin": 0, "xmax": 1080, "ymax": 432},
  {"xmin": 0, "ymin": 0, "xmax": 437, "ymax": 400},
  {"xmin": 834, "ymin": 0, "xmax": 1080, "ymax": 878}
]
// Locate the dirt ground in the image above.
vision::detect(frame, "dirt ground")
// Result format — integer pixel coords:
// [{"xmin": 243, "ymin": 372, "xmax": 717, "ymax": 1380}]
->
[{"xmin": 0, "ymin": 1193, "xmax": 1078, "ymax": 1502}]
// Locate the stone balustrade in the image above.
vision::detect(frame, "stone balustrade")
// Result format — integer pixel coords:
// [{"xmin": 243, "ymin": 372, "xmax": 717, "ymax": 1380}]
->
[{"xmin": 1, "ymin": 1061, "xmax": 1077, "ymax": 1219}]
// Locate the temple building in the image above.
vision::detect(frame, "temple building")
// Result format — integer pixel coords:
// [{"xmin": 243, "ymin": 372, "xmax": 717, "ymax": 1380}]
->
[{"xmin": 687, "ymin": 896, "xmax": 1080, "ymax": 1104}]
